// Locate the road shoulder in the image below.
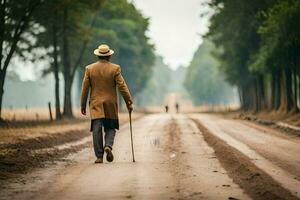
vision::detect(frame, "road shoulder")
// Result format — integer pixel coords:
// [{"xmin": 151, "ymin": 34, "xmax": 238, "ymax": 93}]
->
[{"xmin": 190, "ymin": 113, "xmax": 300, "ymax": 200}]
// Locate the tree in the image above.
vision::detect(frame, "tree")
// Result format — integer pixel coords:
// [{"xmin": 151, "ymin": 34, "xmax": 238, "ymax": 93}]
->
[
  {"xmin": 77, "ymin": 0, "xmax": 155, "ymax": 105},
  {"xmin": 206, "ymin": 0, "xmax": 299, "ymax": 113},
  {"xmin": 88, "ymin": 0, "xmax": 155, "ymax": 96},
  {"xmin": 60, "ymin": 0, "xmax": 104, "ymax": 117},
  {"xmin": 208, "ymin": 0, "xmax": 274, "ymax": 111},
  {"xmin": 251, "ymin": 0, "xmax": 300, "ymax": 112},
  {"xmin": 184, "ymin": 39, "xmax": 236, "ymax": 105},
  {"xmin": 0, "ymin": 0, "xmax": 42, "ymax": 119},
  {"xmin": 34, "ymin": 0, "xmax": 104, "ymax": 118},
  {"xmin": 1, "ymin": 0, "xmax": 154, "ymax": 120},
  {"xmin": 33, "ymin": 0, "xmax": 64, "ymax": 119}
]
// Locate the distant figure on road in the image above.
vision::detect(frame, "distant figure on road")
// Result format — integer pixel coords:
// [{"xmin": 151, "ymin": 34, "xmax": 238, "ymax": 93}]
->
[
  {"xmin": 175, "ymin": 103, "xmax": 179, "ymax": 113},
  {"xmin": 165, "ymin": 105, "xmax": 169, "ymax": 113},
  {"xmin": 80, "ymin": 44, "xmax": 133, "ymax": 164}
]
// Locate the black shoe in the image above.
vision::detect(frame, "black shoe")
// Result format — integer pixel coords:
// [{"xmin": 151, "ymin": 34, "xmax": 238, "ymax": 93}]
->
[{"xmin": 104, "ymin": 146, "xmax": 114, "ymax": 162}]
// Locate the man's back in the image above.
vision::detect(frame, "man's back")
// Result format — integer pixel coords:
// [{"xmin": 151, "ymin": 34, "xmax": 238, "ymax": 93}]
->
[
  {"xmin": 80, "ymin": 58, "xmax": 132, "ymax": 120},
  {"xmin": 87, "ymin": 60, "xmax": 119, "ymax": 102}
]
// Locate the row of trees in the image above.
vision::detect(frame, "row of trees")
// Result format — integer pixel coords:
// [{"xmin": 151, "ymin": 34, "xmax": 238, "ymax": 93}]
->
[
  {"xmin": 184, "ymin": 39, "xmax": 237, "ymax": 105},
  {"xmin": 0, "ymin": 0, "xmax": 154, "ymax": 120},
  {"xmin": 206, "ymin": 0, "xmax": 300, "ymax": 112}
]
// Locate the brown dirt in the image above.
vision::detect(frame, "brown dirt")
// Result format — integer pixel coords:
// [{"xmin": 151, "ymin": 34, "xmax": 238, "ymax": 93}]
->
[
  {"xmin": 0, "ymin": 118, "xmax": 87, "ymax": 129},
  {"xmin": 0, "ymin": 114, "xmax": 251, "ymax": 200},
  {"xmin": 165, "ymin": 115, "xmax": 250, "ymax": 200},
  {"xmin": 0, "ymin": 113, "xmax": 143, "ymax": 184},
  {"xmin": 164, "ymin": 118, "xmax": 181, "ymax": 153},
  {"xmin": 0, "ymin": 130, "xmax": 90, "ymax": 179},
  {"xmin": 220, "ymin": 111, "xmax": 300, "ymax": 136},
  {"xmin": 163, "ymin": 118, "xmax": 182, "ymax": 199},
  {"xmin": 191, "ymin": 118, "xmax": 299, "ymax": 200}
]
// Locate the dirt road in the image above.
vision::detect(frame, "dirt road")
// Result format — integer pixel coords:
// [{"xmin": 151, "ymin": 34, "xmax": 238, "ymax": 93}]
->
[
  {"xmin": 191, "ymin": 113, "xmax": 300, "ymax": 199},
  {"xmin": 1, "ymin": 113, "xmax": 300, "ymax": 200}
]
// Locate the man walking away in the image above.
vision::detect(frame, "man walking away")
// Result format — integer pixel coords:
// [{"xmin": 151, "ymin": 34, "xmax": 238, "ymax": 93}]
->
[
  {"xmin": 165, "ymin": 105, "xmax": 169, "ymax": 113},
  {"xmin": 176, "ymin": 103, "xmax": 179, "ymax": 113},
  {"xmin": 80, "ymin": 44, "xmax": 133, "ymax": 164}
]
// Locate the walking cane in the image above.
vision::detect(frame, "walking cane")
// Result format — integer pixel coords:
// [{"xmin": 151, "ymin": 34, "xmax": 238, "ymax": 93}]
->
[{"xmin": 129, "ymin": 110, "xmax": 136, "ymax": 162}]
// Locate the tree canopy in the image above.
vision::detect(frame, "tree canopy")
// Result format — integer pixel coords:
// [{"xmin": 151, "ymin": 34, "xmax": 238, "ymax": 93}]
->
[
  {"xmin": 84, "ymin": 0, "xmax": 155, "ymax": 96},
  {"xmin": 0, "ymin": 0, "xmax": 155, "ymax": 119},
  {"xmin": 205, "ymin": 0, "xmax": 300, "ymax": 112}
]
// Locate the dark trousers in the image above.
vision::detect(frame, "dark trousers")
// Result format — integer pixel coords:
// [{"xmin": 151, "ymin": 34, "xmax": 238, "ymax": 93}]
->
[{"xmin": 92, "ymin": 119, "xmax": 116, "ymax": 158}]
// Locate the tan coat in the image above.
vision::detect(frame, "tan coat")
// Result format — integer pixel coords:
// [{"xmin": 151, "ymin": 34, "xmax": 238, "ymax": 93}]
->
[{"xmin": 80, "ymin": 60, "xmax": 132, "ymax": 120}]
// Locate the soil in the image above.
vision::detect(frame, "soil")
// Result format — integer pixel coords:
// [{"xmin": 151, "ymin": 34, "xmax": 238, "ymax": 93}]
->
[
  {"xmin": 1, "ymin": 113, "xmax": 299, "ymax": 200},
  {"xmin": 0, "ymin": 129, "xmax": 90, "ymax": 180},
  {"xmin": 0, "ymin": 114, "xmax": 250, "ymax": 200},
  {"xmin": 0, "ymin": 113, "xmax": 143, "ymax": 184},
  {"xmin": 191, "ymin": 118, "xmax": 299, "ymax": 200},
  {"xmin": 0, "ymin": 118, "xmax": 87, "ymax": 129},
  {"xmin": 221, "ymin": 111, "xmax": 300, "ymax": 136}
]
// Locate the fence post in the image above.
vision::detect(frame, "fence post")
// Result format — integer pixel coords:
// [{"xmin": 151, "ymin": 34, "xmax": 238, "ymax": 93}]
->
[{"xmin": 48, "ymin": 102, "xmax": 53, "ymax": 121}]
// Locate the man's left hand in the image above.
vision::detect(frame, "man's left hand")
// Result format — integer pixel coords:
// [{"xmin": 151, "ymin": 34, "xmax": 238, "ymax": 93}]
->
[{"xmin": 81, "ymin": 107, "xmax": 86, "ymax": 115}]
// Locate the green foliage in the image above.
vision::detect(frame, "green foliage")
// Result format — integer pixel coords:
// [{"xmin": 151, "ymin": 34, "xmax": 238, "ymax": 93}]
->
[
  {"xmin": 86, "ymin": 0, "xmax": 155, "ymax": 96},
  {"xmin": 250, "ymin": 0, "xmax": 300, "ymax": 73},
  {"xmin": 1, "ymin": 0, "xmax": 43, "ymax": 63},
  {"xmin": 206, "ymin": 0, "xmax": 300, "ymax": 111},
  {"xmin": 207, "ymin": 0, "xmax": 277, "ymax": 85},
  {"xmin": 0, "ymin": 0, "xmax": 44, "ymax": 117},
  {"xmin": 1, "ymin": 0, "xmax": 154, "ymax": 117},
  {"xmin": 184, "ymin": 39, "xmax": 236, "ymax": 105},
  {"xmin": 32, "ymin": 0, "xmax": 104, "ymax": 70},
  {"xmin": 33, "ymin": 0, "xmax": 155, "ymax": 91}
]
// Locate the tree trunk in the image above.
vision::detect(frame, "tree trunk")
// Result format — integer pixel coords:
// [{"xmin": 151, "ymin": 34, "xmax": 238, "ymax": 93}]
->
[
  {"xmin": 52, "ymin": 11, "xmax": 62, "ymax": 120},
  {"xmin": 292, "ymin": 39, "xmax": 299, "ymax": 111},
  {"xmin": 285, "ymin": 67, "xmax": 295, "ymax": 112},
  {"xmin": 253, "ymin": 80, "xmax": 259, "ymax": 112},
  {"xmin": 242, "ymin": 80, "xmax": 258, "ymax": 112},
  {"xmin": 274, "ymin": 69, "xmax": 281, "ymax": 110},
  {"xmin": 0, "ymin": 0, "xmax": 6, "ymax": 70},
  {"xmin": 256, "ymin": 75, "xmax": 266, "ymax": 111},
  {"xmin": 279, "ymin": 68, "xmax": 295, "ymax": 113},
  {"xmin": 244, "ymin": 84, "xmax": 251, "ymax": 111},
  {"xmin": 62, "ymin": 7, "xmax": 73, "ymax": 118},
  {"xmin": 239, "ymin": 85, "xmax": 247, "ymax": 110},
  {"xmin": 0, "ymin": 0, "xmax": 5, "ymax": 118},
  {"xmin": 63, "ymin": 78, "xmax": 73, "ymax": 117},
  {"xmin": 271, "ymin": 70, "xmax": 276, "ymax": 109},
  {"xmin": 299, "ymin": 73, "xmax": 300, "ymax": 109},
  {"xmin": 238, "ymin": 86, "xmax": 244, "ymax": 109},
  {"xmin": 0, "ymin": 70, "xmax": 5, "ymax": 119},
  {"xmin": 279, "ymin": 70, "xmax": 286, "ymax": 112},
  {"xmin": 292, "ymin": 67, "xmax": 298, "ymax": 112},
  {"xmin": 60, "ymin": 9, "xmax": 98, "ymax": 118}
]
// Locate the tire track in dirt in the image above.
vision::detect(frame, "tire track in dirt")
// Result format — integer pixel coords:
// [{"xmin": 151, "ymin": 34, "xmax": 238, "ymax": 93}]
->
[
  {"xmin": 163, "ymin": 117, "xmax": 183, "ymax": 199},
  {"xmin": 164, "ymin": 115, "xmax": 250, "ymax": 200},
  {"xmin": 191, "ymin": 117, "xmax": 299, "ymax": 200}
]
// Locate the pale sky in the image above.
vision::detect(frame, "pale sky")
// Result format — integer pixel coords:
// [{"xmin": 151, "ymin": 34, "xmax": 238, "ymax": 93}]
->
[{"xmin": 133, "ymin": 0, "xmax": 211, "ymax": 69}]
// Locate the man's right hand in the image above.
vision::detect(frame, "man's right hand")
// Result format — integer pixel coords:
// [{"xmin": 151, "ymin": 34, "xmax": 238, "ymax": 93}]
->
[
  {"xmin": 127, "ymin": 104, "xmax": 133, "ymax": 113},
  {"xmin": 81, "ymin": 107, "xmax": 86, "ymax": 115}
]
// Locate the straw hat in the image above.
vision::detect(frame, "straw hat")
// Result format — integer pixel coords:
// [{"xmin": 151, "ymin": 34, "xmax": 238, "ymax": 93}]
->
[{"xmin": 93, "ymin": 44, "xmax": 114, "ymax": 56}]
